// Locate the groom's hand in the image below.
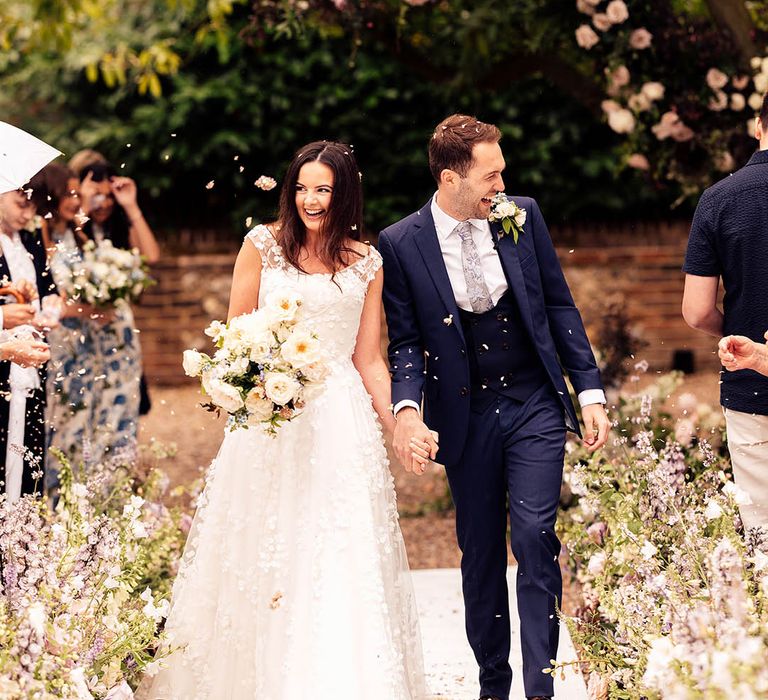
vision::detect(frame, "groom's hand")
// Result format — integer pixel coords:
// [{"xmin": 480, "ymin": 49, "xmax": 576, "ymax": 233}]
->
[
  {"xmin": 393, "ymin": 407, "xmax": 438, "ymax": 475},
  {"xmin": 581, "ymin": 403, "xmax": 610, "ymax": 453}
]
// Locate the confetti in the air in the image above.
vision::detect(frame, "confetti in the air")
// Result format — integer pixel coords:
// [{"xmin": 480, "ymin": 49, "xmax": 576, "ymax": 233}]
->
[{"xmin": 254, "ymin": 175, "xmax": 277, "ymax": 191}]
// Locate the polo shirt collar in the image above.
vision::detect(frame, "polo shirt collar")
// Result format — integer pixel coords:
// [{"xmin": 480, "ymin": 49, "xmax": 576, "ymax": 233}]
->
[{"xmin": 745, "ymin": 148, "xmax": 768, "ymax": 167}]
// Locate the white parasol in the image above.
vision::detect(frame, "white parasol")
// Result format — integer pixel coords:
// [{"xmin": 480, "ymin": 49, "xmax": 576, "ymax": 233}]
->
[{"xmin": 0, "ymin": 121, "xmax": 61, "ymax": 195}]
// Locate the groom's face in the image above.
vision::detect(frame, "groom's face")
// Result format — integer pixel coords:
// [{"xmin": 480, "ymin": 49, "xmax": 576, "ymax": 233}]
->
[{"xmin": 450, "ymin": 141, "xmax": 506, "ymax": 220}]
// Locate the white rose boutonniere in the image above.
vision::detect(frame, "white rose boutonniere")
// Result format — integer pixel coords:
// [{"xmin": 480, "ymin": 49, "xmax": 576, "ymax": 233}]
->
[{"xmin": 488, "ymin": 192, "xmax": 527, "ymax": 244}]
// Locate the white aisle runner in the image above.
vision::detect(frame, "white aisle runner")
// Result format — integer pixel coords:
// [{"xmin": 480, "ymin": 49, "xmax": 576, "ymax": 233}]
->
[{"xmin": 412, "ymin": 567, "xmax": 588, "ymax": 700}]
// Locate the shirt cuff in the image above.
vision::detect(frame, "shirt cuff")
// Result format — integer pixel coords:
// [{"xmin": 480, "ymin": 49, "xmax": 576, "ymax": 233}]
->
[
  {"xmin": 578, "ymin": 389, "xmax": 606, "ymax": 407},
  {"xmin": 393, "ymin": 399, "xmax": 421, "ymax": 416}
]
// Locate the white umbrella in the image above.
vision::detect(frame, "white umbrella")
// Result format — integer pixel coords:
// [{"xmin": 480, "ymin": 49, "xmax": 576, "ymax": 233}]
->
[{"xmin": 0, "ymin": 121, "xmax": 61, "ymax": 195}]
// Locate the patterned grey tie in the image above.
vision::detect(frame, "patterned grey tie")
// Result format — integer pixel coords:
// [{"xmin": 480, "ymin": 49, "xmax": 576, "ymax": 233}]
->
[{"xmin": 454, "ymin": 221, "xmax": 494, "ymax": 313}]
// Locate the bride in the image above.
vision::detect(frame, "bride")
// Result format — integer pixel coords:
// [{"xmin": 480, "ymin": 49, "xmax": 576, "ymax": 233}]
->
[{"xmin": 144, "ymin": 141, "xmax": 425, "ymax": 699}]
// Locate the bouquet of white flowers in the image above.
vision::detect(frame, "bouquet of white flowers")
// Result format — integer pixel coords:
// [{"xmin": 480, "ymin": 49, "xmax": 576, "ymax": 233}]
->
[
  {"xmin": 53, "ymin": 239, "xmax": 153, "ymax": 308},
  {"xmin": 183, "ymin": 290, "xmax": 328, "ymax": 434}
]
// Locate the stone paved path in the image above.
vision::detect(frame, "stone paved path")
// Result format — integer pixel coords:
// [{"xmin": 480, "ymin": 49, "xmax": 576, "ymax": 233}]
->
[{"xmin": 412, "ymin": 567, "xmax": 588, "ymax": 700}]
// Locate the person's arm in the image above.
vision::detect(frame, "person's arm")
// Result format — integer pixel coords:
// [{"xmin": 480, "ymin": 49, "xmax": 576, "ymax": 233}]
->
[
  {"xmin": 378, "ymin": 231, "xmax": 438, "ymax": 473},
  {"xmin": 111, "ymin": 177, "xmax": 161, "ymax": 264},
  {"xmin": 682, "ymin": 274, "xmax": 723, "ymax": 337},
  {"xmin": 227, "ymin": 238, "xmax": 262, "ymax": 321},
  {"xmin": 352, "ymin": 266, "xmax": 396, "ymax": 436},
  {"xmin": 525, "ymin": 199, "xmax": 610, "ymax": 451},
  {"xmin": 718, "ymin": 332, "xmax": 768, "ymax": 376}
]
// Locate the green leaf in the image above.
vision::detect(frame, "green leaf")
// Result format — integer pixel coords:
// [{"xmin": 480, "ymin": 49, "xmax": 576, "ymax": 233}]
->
[{"xmin": 502, "ymin": 218, "xmax": 511, "ymax": 235}]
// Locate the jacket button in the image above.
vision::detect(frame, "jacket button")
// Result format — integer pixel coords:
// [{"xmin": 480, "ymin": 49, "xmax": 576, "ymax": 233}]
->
[
  {"xmin": 496, "ymin": 312, "xmax": 505, "ymax": 321},
  {"xmin": 459, "ymin": 387, "xmax": 469, "ymax": 397}
]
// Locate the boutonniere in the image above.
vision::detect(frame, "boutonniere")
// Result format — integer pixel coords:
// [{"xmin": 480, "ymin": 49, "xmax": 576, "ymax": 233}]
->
[{"xmin": 488, "ymin": 193, "xmax": 526, "ymax": 244}]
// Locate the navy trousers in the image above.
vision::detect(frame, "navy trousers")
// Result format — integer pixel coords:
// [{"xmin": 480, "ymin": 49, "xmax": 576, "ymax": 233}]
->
[{"xmin": 444, "ymin": 384, "xmax": 566, "ymax": 699}]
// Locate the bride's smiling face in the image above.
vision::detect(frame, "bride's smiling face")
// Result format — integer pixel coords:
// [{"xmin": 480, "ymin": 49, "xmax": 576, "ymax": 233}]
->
[{"xmin": 295, "ymin": 161, "xmax": 334, "ymax": 235}]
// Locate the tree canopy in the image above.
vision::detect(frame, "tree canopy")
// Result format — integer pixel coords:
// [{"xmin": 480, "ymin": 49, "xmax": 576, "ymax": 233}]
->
[{"xmin": 1, "ymin": 0, "xmax": 765, "ymax": 233}]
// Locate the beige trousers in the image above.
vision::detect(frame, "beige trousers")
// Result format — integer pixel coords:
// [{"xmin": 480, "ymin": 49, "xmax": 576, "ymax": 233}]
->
[{"xmin": 724, "ymin": 408, "xmax": 768, "ymax": 531}]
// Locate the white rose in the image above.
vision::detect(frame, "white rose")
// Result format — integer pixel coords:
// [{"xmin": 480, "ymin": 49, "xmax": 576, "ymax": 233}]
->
[
  {"xmin": 640, "ymin": 541, "xmax": 658, "ymax": 560},
  {"xmin": 749, "ymin": 91, "xmax": 764, "ymax": 111},
  {"xmin": 513, "ymin": 207, "xmax": 527, "ymax": 228},
  {"xmin": 730, "ymin": 93, "xmax": 746, "ymax": 111},
  {"xmin": 204, "ymin": 320, "xmax": 226, "ymax": 340},
  {"xmin": 207, "ymin": 379, "xmax": 245, "ymax": 413},
  {"xmin": 723, "ymin": 480, "xmax": 752, "ymax": 506},
  {"xmin": 641, "ymin": 81, "xmax": 665, "ymax": 101},
  {"xmin": 302, "ymin": 361, "xmax": 329, "ymax": 383},
  {"xmin": 281, "ymin": 328, "xmax": 321, "ymax": 368},
  {"xmin": 182, "ymin": 349, "xmax": 207, "ymax": 377},
  {"xmin": 264, "ymin": 372, "xmax": 300, "ymax": 406},
  {"xmin": 249, "ymin": 332, "xmax": 275, "ymax": 363},
  {"xmin": 265, "ymin": 289, "xmax": 303, "ymax": 322},
  {"xmin": 245, "ymin": 388, "xmax": 275, "ymax": 422},
  {"xmin": 607, "ymin": 108, "xmax": 636, "ymax": 134}
]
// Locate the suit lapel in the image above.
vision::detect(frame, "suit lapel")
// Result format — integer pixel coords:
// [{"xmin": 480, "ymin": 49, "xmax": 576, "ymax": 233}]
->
[
  {"xmin": 490, "ymin": 221, "xmax": 536, "ymax": 338},
  {"xmin": 412, "ymin": 202, "xmax": 466, "ymax": 346}
]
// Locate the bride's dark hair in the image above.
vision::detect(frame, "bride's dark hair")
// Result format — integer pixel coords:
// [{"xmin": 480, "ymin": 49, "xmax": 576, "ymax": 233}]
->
[{"xmin": 276, "ymin": 141, "xmax": 364, "ymax": 275}]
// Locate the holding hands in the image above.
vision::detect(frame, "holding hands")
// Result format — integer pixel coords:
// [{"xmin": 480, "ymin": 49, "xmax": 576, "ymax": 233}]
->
[
  {"xmin": 393, "ymin": 407, "xmax": 439, "ymax": 475},
  {"xmin": 718, "ymin": 331, "xmax": 768, "ymax": 376},
  {"xmin": 581, "ymin": 403, "xmax": 611, "ymax": 453}
]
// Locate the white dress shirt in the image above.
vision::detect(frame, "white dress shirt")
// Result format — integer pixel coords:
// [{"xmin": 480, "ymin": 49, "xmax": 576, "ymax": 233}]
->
[{"xmin": 393, "ymin": 194, "xmax": 605, "ymax": 415}]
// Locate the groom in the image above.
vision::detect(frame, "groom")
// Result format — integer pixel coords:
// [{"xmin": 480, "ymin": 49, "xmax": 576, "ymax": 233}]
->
[{"xmin": 379, "ymin": 114, "xmax": 610, "ymax": 700}]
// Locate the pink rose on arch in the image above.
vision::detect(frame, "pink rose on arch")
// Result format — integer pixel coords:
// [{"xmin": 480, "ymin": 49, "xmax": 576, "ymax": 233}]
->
[
  {"xmin": 575, "ymin": 24, "xmax": 600, "ymax": 49},
  {"xmin": 576, "ymin": 0, "xmax": 596, "ymax": 15},
  {"xmin": 708, "ymin": 89, "xmax": 728, "ymax": 112},
  {"xmin": 592, "ymin": 13, "xmax": 612, "ymax": 32},
  {"xmin": 605, "ymin": 0, "xmax": 629, "ymax": 24},
  {"xmin": 627, "ymin": 153, "xmax": 650, "ymax": 170},
  {"xmin": 629, "ymin": 28, "xmax": 653, "ymax": 49},
  {"xmin": 610, "ymin": 65, "xmax": 631, "ymax": 88},
  {"xmin": 601, "ymin": 99, "xmax": 622, "ymax": 114},
  {"xmin": 706, "ymin": 68, "xmax": 729, "ymax": 90},
  {"xmin": 652, "ymin": 111, "xmax": 694, "ymax": 142}
]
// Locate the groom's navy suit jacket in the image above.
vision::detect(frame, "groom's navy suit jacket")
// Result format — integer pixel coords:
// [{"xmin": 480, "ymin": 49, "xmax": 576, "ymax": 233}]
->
[{"xmin": 379, "ymin": 197, "xmax": 602, "ymax": 467}]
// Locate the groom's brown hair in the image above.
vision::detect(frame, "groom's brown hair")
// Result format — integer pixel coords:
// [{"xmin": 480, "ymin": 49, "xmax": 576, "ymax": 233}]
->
[{"xmin": 428, "ymin": 114, "xmax": 501, "ymax": 184}]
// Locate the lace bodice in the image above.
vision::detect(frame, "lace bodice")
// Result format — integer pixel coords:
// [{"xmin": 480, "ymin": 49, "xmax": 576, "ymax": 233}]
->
[{"xmin": 246, "ymin": 224, "xmax": 381, "ymax": 361}]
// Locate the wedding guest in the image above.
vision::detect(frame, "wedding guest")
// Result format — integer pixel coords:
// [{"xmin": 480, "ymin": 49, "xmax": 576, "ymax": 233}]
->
[
  {"xmin": 46, "ymin": 162, "xmax": 159, "ymax": 477},
  {"xmin": 0, "ymin": 178, "xmax": 64, "ymax": 501},
  {"xmin": 683, "ymin": 91, "xmax": 768, "ymax": 532},
  {"xmin": 68, "ymin": 148, "xmax": 107, "ymax": 179}
]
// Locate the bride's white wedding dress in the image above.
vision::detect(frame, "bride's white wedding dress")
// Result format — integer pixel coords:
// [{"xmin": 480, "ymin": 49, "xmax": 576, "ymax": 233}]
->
[{"xmin": 145, "ymin": 226, "xmax": 425, "ymax": 699}]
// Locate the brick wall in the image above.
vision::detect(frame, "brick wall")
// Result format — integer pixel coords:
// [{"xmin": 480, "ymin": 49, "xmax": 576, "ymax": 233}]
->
[{"xmin": 138, "ymin": 221, "xmax": 718, "ymax": 386}]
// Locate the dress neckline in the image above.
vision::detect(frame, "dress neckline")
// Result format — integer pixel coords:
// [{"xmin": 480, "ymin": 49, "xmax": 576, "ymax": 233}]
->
[{"xmin": 256, "ymin": 224, "xmax": 372, "ymax": 277}]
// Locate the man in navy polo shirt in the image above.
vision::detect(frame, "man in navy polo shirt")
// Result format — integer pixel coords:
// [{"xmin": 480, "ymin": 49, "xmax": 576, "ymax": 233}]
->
[{"xmin": 682, "ymin": 91, "xmax": 768, "ymax": 533}]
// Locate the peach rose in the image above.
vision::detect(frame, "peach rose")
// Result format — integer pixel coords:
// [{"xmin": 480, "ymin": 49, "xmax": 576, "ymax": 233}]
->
[
  {"xmin": 706, "ymin": 68, "xmax": 728, "ymax": 90},
  {"xmin": 628, "ymin": 28, "xmax": 652, "ymax": 49},
  {"xmin": 627, "ymin": 153, "xmax": 650, "ymax": 170},
  {"xmin": 605, "ymin": 0, "xmax": 629, "ymax": 24},
  {"xmin": 575, "ymin": 24, "xmax": 600, "ymax": 49},
  {"xmin": 592, "ymin": 13, "xmax": 612, "ymax": 31},
  {"xmin": 641, "ymin": 81, "xmax": 665, "ymax": 101},
  {"xmin": 607, "ymin": 108, "xmax": 636, "ymax": 134}
]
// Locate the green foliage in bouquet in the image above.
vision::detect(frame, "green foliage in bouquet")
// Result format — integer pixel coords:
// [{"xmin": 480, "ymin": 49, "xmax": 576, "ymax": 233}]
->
[{"xmin": 555, "ymin": 373, "xmax": 768, "ymax": 699}]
